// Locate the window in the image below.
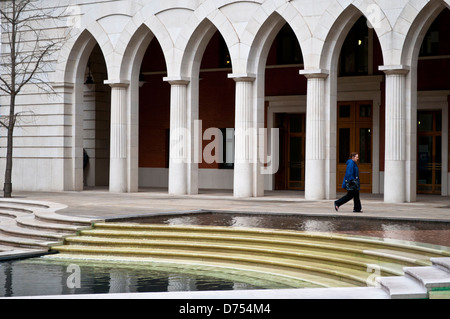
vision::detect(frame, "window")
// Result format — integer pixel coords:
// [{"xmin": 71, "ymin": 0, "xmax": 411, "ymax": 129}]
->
[
  {"xmin": 419, "ymin": 10, "xmax": 450, "ymax": 57},
  {"xmin": 359, "ymin": 104, "xmax": 371, "ymax": 118},
  {"xmin": 219, "ymin": 37, "xmax": 232, "ymax": 68},
  {"xmin": 420, "ymin": 17, "xmax": 440, "ymax": 56},
  {"xmin": 276, "ymin": 23, "xmax": 303, "ymax": 65}
]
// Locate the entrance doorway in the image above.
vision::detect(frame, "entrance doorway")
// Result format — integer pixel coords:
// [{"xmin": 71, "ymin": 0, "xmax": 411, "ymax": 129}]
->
[
  {"xmin": 417, "ymin": 110, "xmax": 442, "ymax": 194},
  {"xmin": 337, "ymin": 101, "xmax": 373, "ymax": 193},
  {"xmin": 274, "ymin": 113, "xmax": 305, "ymax": 190}
]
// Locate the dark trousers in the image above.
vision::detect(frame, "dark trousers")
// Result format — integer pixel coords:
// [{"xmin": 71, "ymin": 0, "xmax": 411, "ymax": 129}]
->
[{"xmin": 335, "ymin": 190, "xmax": 362, "ymax": 212}]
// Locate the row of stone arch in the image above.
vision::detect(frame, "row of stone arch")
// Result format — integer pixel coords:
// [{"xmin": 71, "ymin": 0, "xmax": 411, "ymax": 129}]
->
[
  {"xmin": 53, "ymin": 0, "xmax": 450, "ymax": 203},
  {"xmin": 56, "ymin": 0, "xmax": 449, "ymax": 83}
]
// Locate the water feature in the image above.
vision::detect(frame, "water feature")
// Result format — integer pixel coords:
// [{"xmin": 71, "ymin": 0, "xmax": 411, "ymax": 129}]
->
[
  {"xmin": 0, "ymin": 257, "xmax": 291, "ymax": 297},
  {"xmin": 115, "ymin": 212, "xmax": 450, "ymax": 247},
  {"xmin": 1, "ymin": 212, "xmax": 449, "ymax": 297}
]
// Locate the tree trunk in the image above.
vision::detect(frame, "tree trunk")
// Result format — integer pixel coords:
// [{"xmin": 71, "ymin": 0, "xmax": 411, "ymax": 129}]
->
[{"xmin": 3, "ymin": 94, "xmax": 15, "ymax": 198}]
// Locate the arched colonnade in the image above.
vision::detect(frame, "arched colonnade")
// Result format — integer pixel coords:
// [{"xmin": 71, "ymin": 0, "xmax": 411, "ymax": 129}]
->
[{"xmin": 53, "ymin": 0, "xmax": 450, "ymax": 203}]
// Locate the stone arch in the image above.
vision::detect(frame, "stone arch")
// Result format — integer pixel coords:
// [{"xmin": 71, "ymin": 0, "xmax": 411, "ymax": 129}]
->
[
  {"xmin": 304, "ymin": 3, "xmax": 387, "ymax": 200},
  {"xmin": 320, "ymin": 4, "xmax": 376, "ymax": 72},
  {"xmin": 55, "ymin": 28, "xmax": 106, "ymax": 86},
  {"xmin": 116, "ymin": 17, "xmax": 175, "ymax": 191},
  {"xmin": 401, "ymin": 0, "xmax": 448, "ymax": 66},
  {"xmin": 176, "ymin": 13, "xmax": 238, "ymax": 79},
  {"xmin": 117, "ymin": 24, "xmax": 156, "ymax": 192},
  {"xmin": 53, "ymin": 28, "xmax": 109, "ymax": 191},
  {"xmin": 119, "ymin": 24, "xmax": 155, "ymax": 86},
  {"xmin": 398, "ymin": 0, "xmax": 450, "ymax": 201},
  {"xmin": 179, "ymin": 18, "xmax": 218, "ymax": 80},
  {"xmin": 57, "ymin": 30, "xmax": 99, "ymax": 85},
  {"xmin": 247, "ymin": 11, "xmax": 302, "ymax": 75},
  {"xmin": 54, "ymin": 2, "xmax": 137, "ymax": 85},
  {"xmin": 353, "ymin": 0, "xmax": 392, "ymax": 66}
]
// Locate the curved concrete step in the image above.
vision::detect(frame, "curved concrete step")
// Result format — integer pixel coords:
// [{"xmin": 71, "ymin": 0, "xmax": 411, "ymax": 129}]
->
[
  {"xmin": 432, "ymin": 257, "xmax": 450, "ymax": 272},
  {"xmin": 90, "ymin": 223, "xmax": 450, "ymax": 257},
  {"xmin": 0, "ymin": 221, "xmax": 67, "ymax": 241},
  {"xmin": 78, "ymin": 226, "xmax": 444, "ymax": 266},
  {"xmin": 0, "ymin": 208, "xmax": 32, "ymax": 220},
  {"xmin": 15, "ymin": 215, "xmax": 88, "ymax": 233},
  {"xmin": 0, "ymin": 198, "xmax": 98, "ymax": 258},
  {"xmin": 49, "ymin": 251, "xmax": 352, "ymax": 289},
  {"xmin": 54, "ymin": 243, "xmax": 376, "ymax": 287},
  {"xmin": 377, "ymin": 275, "xmax": 428, "ymax": 299},
  {"xmin": 50, "ymin": 223, "xmax": 450, "ymax": 290},
  {"xmin": 377, "ymin": 258, "xmax": 450, "ymax": 299},
  {"xmin": 62, "ymin": 235, "xmax": 407, "ymax": 276},
  {"xmin": 33, "ymin": 210, "xmax": 95, "ymax": 226},
  {"xmin": 0, "ymin": 244, "xmax": 50, "ymax": 261},
  {"xmin": 0, "ymin": 233, "xmax": 59, "ymax": 249}
]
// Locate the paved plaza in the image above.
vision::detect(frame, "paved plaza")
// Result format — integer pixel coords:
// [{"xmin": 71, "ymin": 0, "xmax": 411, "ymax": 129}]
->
[{"xmin": 10, "ymin": 188, "xmax": 450, "ymax": 222}]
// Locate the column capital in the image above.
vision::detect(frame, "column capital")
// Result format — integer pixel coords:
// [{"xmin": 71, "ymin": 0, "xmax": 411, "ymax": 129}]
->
[
  {"xmin": 104, "ymin": 80, "xmax": 130, "ymax": 88},
  {"xmin": 299, "ymin": 69, "xmax": 329, "ymax": 79},
  {"xmin": 228, "ymin": 73, "xmax": 256, "ymax": 82},
  {"xmin": 378, "ymin": 65, "xmax": 410, "ymax": 75},
  {"xmin": 163, "ymin": 76, "xmax": 190, "ymax": 85}
]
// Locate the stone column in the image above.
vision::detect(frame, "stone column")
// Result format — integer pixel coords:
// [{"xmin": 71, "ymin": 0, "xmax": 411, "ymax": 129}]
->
[
  {"xmin": 301, "ymin": 70, "xmax": 328, "ymax": 200},
  {"xmin": 53, "ymin": 82, "xmax": 78, "ymax": 191},
  {"xmin": 379, "ymin": 66, "xmax": 409, "ymax": 203},
  {"xmin": 83, "ymin": 87, "xmax": 96, "ymax": 187},
  {"xmin": 108, "ymin": 82, "xmax": 129, "ymax": 193},
  {"xmin": 230, "ymin": 74, "xmax": 256, "ymax": 198},
  {"xmin": 166, "ymin": 78, "xmax": 190, "ymax": 195}
]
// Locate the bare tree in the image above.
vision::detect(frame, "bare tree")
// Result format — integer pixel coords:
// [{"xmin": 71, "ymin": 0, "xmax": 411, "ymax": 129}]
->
[{"xmin": 0, "ymin": 0, "xmax": 67, "ymax": 197}]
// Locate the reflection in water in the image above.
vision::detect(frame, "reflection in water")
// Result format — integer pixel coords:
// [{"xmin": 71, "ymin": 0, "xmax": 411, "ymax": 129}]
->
[
  {"xmin": 231, "ymin": 216, "xmax": 264, "ymax": 228},
  {"xmin": 167, "ymin": 216, "xmax": 201, "ymax": 226},
  {"xmin": 301, "ymin": 220, "xmax": 336, "ymax": 233},
  {"xmin": 0, "ymin": 259, "xmax": 273, "ymax": 297},
  {"xmin": 381, "ymin": 224, "xmax": 417, "ymax": 243}
]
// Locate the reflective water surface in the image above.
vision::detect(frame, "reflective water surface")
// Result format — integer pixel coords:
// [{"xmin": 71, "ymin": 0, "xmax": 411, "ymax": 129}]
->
[
  {"xmin": 2, "ymin": 213, "xmax": 449, "ymax": 297},
  {"xmin": 0, "ymin": 258, "xmax": 281, "ymax": 297}
]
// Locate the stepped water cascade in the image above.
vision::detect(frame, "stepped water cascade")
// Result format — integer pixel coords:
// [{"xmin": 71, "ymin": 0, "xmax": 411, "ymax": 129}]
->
[
  {"xmin": 48, "ymin": 222, "xmax": 450, "ymax": 291},
  {"xmin": 1, "ymin": 198, "xmax": 449, "ymax": 298}
]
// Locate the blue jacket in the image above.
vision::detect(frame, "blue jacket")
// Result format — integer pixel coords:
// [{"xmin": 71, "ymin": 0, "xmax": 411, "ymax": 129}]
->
[{"xmin": 342, "ymin": 159, "xmax": 359, "ymax": 189}]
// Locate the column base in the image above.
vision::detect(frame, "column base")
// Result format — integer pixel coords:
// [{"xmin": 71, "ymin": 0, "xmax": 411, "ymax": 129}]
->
[
  {"xmin": 304, "ymin": 159, "xmax": 326, "ymax": 200},
  {"xmin": 168, "ymin": 161, "xmax": 187, "ymax": 195},
  {"xmin": 109, "ymin": 158, "xmax": 127, "ymax": 193},
  {"xmin": 233, "ymin": 162, "xmax": 253, "ymax": 198},
  {"xmin": 384, "ymin": 160, "xmax": 406, "ymax": 203}
]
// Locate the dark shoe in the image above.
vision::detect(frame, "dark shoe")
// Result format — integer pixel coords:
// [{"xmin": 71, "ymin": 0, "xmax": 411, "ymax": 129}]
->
[
  {"xmin": 334, "ymin": 201, "xmax": 339, "ymax": 212},
  {"xmin": 353, "ymin": 210, "xmax": 363, "ymax": 213}
]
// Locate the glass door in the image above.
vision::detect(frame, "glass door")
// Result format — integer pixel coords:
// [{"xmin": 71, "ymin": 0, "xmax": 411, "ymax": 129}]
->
[
  {"xmin": 274, "ymin": 113, "xmax": 305, "ymax": 190},
  {"xmin": 287, "ymin": 114, "xmax": 305, "ymax": 189},
  {"xmin": 417, "ymin": 111, "xmax": 442, "ymax": 194}
]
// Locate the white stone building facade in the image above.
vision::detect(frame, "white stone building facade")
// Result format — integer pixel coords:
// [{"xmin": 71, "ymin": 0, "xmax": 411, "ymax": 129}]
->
[{"xmin": 1, "ymin": 0, "xmax": 449, "ymax": 203}]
